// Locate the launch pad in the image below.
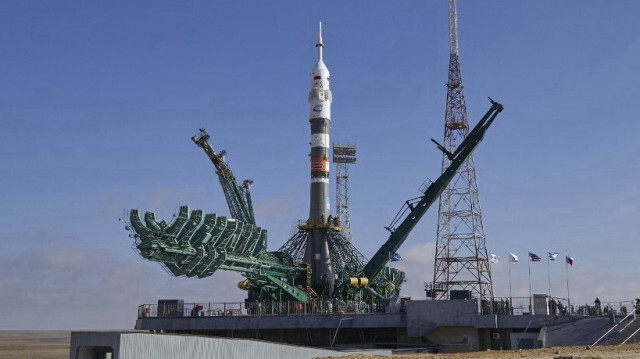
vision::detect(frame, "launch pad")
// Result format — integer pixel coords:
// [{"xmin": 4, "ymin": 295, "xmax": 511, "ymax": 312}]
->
[
  {"xmin": 117, "ymin": 20, "xmax": 513, "ymax": 354},
  {"xmin": 84, "ymin": 15, "xmax": 640, "ymax": 359},
  {"xmin": 132, "ymin": 298, "xmax": 604, "ymax": 351}
]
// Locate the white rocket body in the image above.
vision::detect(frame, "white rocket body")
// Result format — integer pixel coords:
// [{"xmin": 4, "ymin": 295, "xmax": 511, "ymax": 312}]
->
[{"xmin": 304, "ymin": 22, "xmax": 335, "ymax": 295}]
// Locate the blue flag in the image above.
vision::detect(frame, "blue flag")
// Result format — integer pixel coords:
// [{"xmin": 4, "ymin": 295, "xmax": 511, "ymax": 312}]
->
[
  {"xmin": 548, "ymin": 252, "xmax": 559, "ymax": 261},
  {"xmin": 390, "ymin": 253, "xmax": 402, "ymax": 262}
]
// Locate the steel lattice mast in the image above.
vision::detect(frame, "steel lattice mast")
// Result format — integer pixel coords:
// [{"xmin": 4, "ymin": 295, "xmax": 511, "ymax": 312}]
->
[
  {"xmin": 333, "ymin": 144, "xmax": 356, "ymax": 242},
  {"xmin": 429, "ymin": 0, "xmax": 494, "ymax": 306}
]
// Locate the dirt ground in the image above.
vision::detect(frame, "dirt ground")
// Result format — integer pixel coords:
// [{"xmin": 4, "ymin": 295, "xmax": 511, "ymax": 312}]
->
[
  {"xmin": 337, "ymin": 343, "xmax": 640, "ymax": 359},
  {"xmin": 1, "ymin": 331, "xmax": 639, "ymax": 359},
  {"xmin": 0, "ymin": 331, "xmax": 70, "ymax": 359}
]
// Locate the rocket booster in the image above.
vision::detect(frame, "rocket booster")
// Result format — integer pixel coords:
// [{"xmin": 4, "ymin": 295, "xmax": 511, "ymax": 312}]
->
[{"xmin": 304, "ymin": 22, "xmax": 335, "ymax": 295}]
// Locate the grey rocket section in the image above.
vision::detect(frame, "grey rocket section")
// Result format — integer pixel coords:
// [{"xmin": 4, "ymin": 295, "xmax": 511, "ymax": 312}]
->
[{"xmin": 303, "ymin": 22, "xmax": 335, "ymax": 295}]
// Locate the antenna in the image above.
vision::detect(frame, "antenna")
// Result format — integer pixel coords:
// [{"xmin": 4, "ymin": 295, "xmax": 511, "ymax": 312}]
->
[{"xmin": 449, "ymin": 0, "xmax": 459, "ymax": 55}]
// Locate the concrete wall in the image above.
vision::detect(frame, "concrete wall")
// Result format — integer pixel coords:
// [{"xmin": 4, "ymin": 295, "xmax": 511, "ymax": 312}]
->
[
  {"xmin": 405, "ymin": 300, "xmax": 477, "ymax": 337},
  {"xmin": 423, "ymin": 326, "xmax": 478, "ymax": 352},
  {"xmin": 136, "ymin": 313, "xmax": 405, "ymax": 332},
  {"xmin": 69, "ymin": 332, "xmax": 392, "ymax": 359},
  {"xmin": 491, "ymin": 314, "xmax": 574, "ymax": 329},
  {"xmin": 510, "ymin": 331, "xmax": 541, "ymax": 349},
  {"xmin": 541, "ymin": 317, "xmax": 613, "ymax": 347},
  {"xmin": 478, "ymin": 328, "xmax": 512, "ymax": 350},
  {"xmin": 69, "ymin": 332, "xmax": 123, "ymax": 359}
]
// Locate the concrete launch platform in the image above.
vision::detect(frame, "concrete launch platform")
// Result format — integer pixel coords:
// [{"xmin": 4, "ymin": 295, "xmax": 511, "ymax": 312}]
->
[
  {"xmin": 134, "ymin": 299, "xmax": 598, "ymax": 351},
  {"xmin": 71, "ymin": 299, "xmax": 636, "ymax": 358}
]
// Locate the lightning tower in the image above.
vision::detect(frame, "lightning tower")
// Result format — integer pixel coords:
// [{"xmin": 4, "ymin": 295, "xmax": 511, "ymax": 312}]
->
[{"xmin": 429, "ymin": 0, "xmax": 494, "ymax": 305}]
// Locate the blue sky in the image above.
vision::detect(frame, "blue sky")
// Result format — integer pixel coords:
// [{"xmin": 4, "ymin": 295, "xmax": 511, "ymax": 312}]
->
[{"xmin": 1, "ymin": 1, "xmax": 639, "ymax": 329}]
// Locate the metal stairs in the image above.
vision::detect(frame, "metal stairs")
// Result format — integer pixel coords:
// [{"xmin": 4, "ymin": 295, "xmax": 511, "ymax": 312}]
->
[{"xmin": 608, "ymin": 316, "xmax": 640, "ymax": 345}]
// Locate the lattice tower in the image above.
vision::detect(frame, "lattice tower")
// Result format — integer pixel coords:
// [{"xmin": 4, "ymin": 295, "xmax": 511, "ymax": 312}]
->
[
  {"xmin": 333, "ymin": 144, "xmax": 356, "ymax": 242},
  {"xmin": 430, "ymin": 0, "xmax": 494, "ymax": 304}
]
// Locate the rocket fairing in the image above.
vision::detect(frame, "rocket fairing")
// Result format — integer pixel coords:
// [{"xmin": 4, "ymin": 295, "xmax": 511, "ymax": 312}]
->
[{"xmin": 304, "ymin": 22, "xmax": 335, "ymax": 294}]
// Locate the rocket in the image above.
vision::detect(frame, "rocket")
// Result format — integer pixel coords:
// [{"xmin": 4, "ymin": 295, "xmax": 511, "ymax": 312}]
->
[
  {"xmin": 304, "ymin": 22, "xmax": 335, "ymax": 295},
  {"xmin": 308, "ymin": 22, "xmax": 331, "ymax": 219}
]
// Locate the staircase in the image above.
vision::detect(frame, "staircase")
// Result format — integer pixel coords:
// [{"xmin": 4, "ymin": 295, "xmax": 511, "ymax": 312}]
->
[{"xmin": 608, "ymin": 316, "xmax": 640, "ymax": 345}]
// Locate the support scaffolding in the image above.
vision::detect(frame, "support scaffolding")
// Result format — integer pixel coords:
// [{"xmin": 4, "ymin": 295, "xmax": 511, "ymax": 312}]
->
[{"xmin": 333, "ymin": 144, "xmax": 357, "ymax": 242}]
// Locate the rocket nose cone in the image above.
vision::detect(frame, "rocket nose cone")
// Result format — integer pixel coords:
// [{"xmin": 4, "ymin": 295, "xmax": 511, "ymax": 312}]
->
[{"xmin": 311, "ymin": 61, "xmax": 329, "ymax": 77}]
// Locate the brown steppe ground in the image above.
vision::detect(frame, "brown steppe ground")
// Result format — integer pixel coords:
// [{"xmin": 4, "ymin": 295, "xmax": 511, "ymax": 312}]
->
[
  {"xmin": 338, "ymin": 344, "xmax": 640, "ymax": 359},
  {"xmin": 2, "ymin": 331, "xmax": 640, "ymax": 359},
  {"xmin": 0, "ymin": 331, "xmax": 70, "ymax": 359}
]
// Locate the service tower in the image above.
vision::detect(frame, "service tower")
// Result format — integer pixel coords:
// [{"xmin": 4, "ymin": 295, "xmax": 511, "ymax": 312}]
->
[{"xmin": 303, "ymin": 22, "xmax": 335, "ymax": 294}]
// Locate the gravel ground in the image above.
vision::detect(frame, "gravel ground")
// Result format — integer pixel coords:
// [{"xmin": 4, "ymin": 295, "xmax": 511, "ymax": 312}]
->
[{"xmin": 334, "ymin": 343, "xmax": 640, "ymax": 359}]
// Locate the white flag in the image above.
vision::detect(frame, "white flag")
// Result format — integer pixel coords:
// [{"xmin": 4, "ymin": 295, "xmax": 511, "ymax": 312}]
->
[
  {"xmin": 490, "ymin": 254, "xmax": 500, "ymax": 263},
  {"xmin": 509, "ymin": 253, "xmax": 519, "ymax": 263}
]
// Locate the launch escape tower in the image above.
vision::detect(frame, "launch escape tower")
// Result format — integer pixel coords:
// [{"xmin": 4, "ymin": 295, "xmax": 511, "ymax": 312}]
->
[
  {"xmin": 429, "ymin": 0, "xmax": 494, "ymax": 303},
  {"xmin": 333, "ymin": 144, "xmax": 357, "ymax": 242}
]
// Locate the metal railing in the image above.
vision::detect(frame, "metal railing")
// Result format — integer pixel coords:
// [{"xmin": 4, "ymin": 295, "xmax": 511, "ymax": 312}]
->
[
  {"xmin": 621, "ymin": 323, "xmax": 640, "ymax": 345},
  {"xmin": 138, "ymin": 299, "xmax": 391, "ymax": 319},
  {"xmin": 591, "ymin": 310, "xmax": 636, "ymax": 346},
  {"xmin": 137, "ymin": 297, "xmax": 635, "ymax": 319},
  {"xmin": 574, "ymin": 301, "xmax": 634, "ymax": 317},
  {"xmin": 490, "ymin": 297, "xmax": 633, "ymax": 317},
  {"xmin": 491, "ymin": 296, "xmax": 570, "ymax": 315}
]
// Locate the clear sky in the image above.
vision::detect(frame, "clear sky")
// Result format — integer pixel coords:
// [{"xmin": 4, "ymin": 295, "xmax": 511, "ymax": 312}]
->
[{"xmin": 1, "ymin": 1, "xmax": 639, "ymax": 330}]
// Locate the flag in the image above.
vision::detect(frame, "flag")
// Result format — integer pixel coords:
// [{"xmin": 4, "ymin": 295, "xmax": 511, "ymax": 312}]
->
[
  {"xmin": 509, "ymin": 253, "xmax": 519, "ymax": 263},
  {"xmin": 548, "ymin": 252, "xmax": 559, "ymax": 261},
  {"xmin": 390, "ymin": 253, "xmax": 402, "ymax": 262},
  {"xmin": 490, "ymin": 254, "xmax": 500, "ymax": 263},
  {"xmin": 528, "ymin": 252, "xmax": 541, "ymax": 262},
  {"xmin": 566, "ymin": 255, "xmax": 574, "ymax": 266}
]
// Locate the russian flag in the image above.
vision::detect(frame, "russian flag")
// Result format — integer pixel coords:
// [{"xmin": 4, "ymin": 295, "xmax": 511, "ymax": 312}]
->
[{"xmin": 566, "ymin": 255, "xmax": 574, "ymax": 266}]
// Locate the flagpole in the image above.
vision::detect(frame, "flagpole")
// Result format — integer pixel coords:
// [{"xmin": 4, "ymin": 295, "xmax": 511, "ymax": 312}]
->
[
  {"xmin": 508, "ymin": 258, "xmax": 513, "ymax": 315},
  {"xmin": 547, "ymin": 253, "xmax": 551, "ymax": 298},
  {"xmin": 528, "ymin": 252, "xmax": 532, "ymax": 314},
  {"xmin": 565, "ymin": 252, "xmax": 571, "ymax": 314}
]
